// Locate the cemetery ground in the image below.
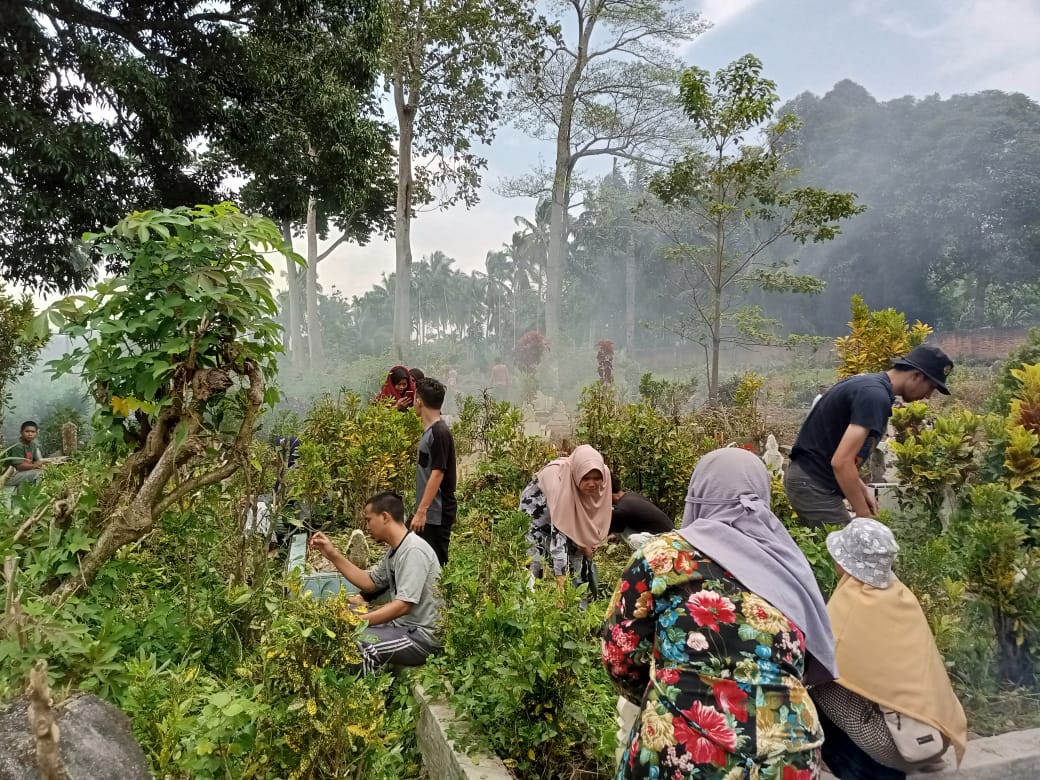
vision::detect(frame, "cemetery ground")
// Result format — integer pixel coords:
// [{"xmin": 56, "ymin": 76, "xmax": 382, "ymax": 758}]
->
[{"xmin": 4, "ymin": 348, "xmax": 1040, "ymax": 779}]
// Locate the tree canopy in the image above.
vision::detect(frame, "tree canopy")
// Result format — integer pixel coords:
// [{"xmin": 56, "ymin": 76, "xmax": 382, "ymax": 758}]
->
[
  {"xmin": 777, "ymin": 82, "xmax": 1040, "ymax": 332},
  {"xmin": 2, "ymin": 0, "xmax": 389, "ymax": 292}
]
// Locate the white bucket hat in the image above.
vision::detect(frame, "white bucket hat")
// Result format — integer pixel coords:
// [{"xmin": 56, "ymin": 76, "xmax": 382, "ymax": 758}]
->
[{"xmin": 826, "ymin": 517, "xmax": 899, "ymax": 589}]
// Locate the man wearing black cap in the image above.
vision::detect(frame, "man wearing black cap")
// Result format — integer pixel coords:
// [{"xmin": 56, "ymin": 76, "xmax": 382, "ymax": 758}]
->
[{"xmin": 785, "ymin": 344, "xmax": 954, "ymax": 527}]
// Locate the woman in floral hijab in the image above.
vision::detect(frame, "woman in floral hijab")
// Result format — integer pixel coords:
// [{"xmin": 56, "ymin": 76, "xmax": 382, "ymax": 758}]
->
[{"xmin": 602, "ymin": 448, "xmax": 835, "ymax": 780}]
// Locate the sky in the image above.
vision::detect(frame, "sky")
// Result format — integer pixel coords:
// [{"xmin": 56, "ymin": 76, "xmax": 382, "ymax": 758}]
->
[{"xmin": 289, "ymin": 0, "xmax": 1040, "ymax": 300}]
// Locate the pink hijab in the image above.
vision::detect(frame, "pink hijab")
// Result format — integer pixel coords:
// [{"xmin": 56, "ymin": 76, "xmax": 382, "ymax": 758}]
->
[{"xmin": 537, "ymin": 445, "xmax": 612, "ymax": 550}]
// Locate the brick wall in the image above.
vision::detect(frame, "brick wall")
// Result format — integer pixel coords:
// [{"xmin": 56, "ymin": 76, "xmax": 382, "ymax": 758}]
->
[{"xmin": 927, "ymin": 327, "xmax": 1033, "ymax": 361}]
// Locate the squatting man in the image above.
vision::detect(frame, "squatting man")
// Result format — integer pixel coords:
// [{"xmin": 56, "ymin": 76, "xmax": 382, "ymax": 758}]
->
[{"xmin": 308, "ymin": 491, "xmax": 442, "ymax": 675}]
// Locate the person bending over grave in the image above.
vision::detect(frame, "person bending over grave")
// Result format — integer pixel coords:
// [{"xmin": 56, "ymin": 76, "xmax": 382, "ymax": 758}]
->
[
  {"xmin": 785, "ymin": 344, "xmax": 953, "ymax": 528},
  {"xmin": 5, "ymin": 421, "xmax": 51, "ymax": 489},
  {"xmin": 608, "ymin": 472, "xmax": 674, "ymax": 550},
  {"xmin": 522, "ymin": 445, "xmax": 612, "ymax": 595},
  {"xmin": 309, "ymin": 492, "xmax": 442, "ymax": 675},
  {"xmin": 602, "ymin": 448, "xmax": 837, "ymax": 780}
]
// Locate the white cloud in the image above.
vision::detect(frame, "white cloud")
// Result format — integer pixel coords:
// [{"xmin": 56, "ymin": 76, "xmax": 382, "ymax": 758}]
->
[
  {"xmin": 860, "ymin": 0, "xmax": 1040, "ymax": 96},
  {"xmin": 696, "ymin": 0, "xmax": 765, "ymax": 33}
]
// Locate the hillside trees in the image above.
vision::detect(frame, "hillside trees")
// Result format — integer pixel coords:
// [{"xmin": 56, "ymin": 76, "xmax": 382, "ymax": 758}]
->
[
  {"xmin": 648, "ymin": 56, "xmax": 862, "ymax": 402},
  {"xmin": 779, "ymin": 84, "xmax": 1040, "ymax": 332}
]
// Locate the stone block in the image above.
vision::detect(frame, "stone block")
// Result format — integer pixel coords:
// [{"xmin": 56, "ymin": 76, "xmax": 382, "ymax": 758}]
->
[
  {"xmin": 413, "ymin": 684, "xmax": 512, "ymax": 780},
  {"xmin": 822, "ymin": 727, "xmax": 1040, "ymax": 780}
]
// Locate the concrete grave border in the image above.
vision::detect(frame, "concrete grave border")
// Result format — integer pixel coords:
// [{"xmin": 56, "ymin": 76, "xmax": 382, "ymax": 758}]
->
[
  {"xmin": 413, "ymin": 684, "xmax": 512, "ymax": 780},
  {"xmin": 415, "ymin": 683, "xmax": 1040, "ymax": 780},
  {"xmin": 821, "ymin": 726, "xmax": 1040, "ymax": 780}
]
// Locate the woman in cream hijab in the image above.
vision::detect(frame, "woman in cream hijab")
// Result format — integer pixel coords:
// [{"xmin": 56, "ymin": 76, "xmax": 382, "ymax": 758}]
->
[
  {"xmin": 814, "ymin": 518, "xmax": 968, "ymax": 779},
  {"xmin": 520, "ymin": 444, "xmax": 612, "ymax": 592}
]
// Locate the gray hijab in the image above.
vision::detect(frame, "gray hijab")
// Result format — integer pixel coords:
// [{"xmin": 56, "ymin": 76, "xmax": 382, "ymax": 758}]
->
[{"xmin": 679, "ymin": 448, "xmax": 837, "ymax": 686}]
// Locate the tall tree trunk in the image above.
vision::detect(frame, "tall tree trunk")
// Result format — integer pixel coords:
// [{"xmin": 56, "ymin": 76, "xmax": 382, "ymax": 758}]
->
[
  {"xmin": 973, "ymin": 274, "xmax": 989, "ymax": 327},
  {"xmin": 546, "ymin": 176, "xmax": 567, "ymax": 345},
  {"xmin": 393, "ymin": 73, "xmax": 416, "ymax": 358},
  {"xmin": 305, "ymin": 196, "xmax": 324, "ymax": 367},
  {"xmin": 280, "ymin": 220, "xmax": 305, "ymax": 369},
  {"xmin": 625, "ymin": 241, "xmax": 636, "ymax": 350},
  {"xmin": 545, "ymin": 12, "xmax": 596, "ymax": 346},
  {"xmin": 709, "ymin": 214, "xmax": 724, "ymax": 404}
]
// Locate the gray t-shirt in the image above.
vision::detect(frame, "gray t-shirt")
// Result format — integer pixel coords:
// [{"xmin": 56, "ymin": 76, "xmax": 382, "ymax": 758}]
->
[{"xmin": 367, "ymin": 532, "xmax": 442, "ymax": 641}]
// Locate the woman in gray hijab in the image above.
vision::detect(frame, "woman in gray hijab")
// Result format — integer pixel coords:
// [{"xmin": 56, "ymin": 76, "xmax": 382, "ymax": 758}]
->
[{"xmin": 602, "ymin": 447, "xmax": 837, "ymax": 780}]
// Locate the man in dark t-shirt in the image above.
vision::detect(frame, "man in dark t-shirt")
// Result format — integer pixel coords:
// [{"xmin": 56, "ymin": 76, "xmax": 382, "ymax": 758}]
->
[
  {"xmin": 609, "ymin": 473, "xmax": 674, "ymax": 537},
  {"xmin": 411, "ymin": 377, "xmax": 457, "ymax": 565},
  {"xmin": 785, "ymin": 344, "xmax": 954, "ymax": 528}
]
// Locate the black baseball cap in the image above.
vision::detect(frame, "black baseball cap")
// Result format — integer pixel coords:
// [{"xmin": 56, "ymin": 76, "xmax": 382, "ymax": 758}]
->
[{"xmin": 892, "ymin": 344, "xmax": 954, "ymax": 395}]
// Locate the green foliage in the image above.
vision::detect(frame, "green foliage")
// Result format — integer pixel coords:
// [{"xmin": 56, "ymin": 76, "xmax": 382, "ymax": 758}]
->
[
  {"xmin": 294, "ymin": 392, "xmax": 423, "ymax": 527},
  {"xmin": 650, "ymin": 54, "xmax": 863, "ymax": 401},
  {"xmin": 421, "ymin": 496, "xmax": 616, "ymax": 778},
  {"xmin": 0, "ymin": 285, "xmax": 46, "ymax": 434},
  {"xmin": 834, "ymin": 294, "xmax": 933, "ymax": 377},
  {"xmin": 950, "ymin": 485, "xmax": 1040, "ymax": 686},
  {"xmin": 638, "ymin": 372, "xmax": 698, "ymax": 424},
  {"xmin": 453, "ymin": 392, "xmax": 556, "ymax": 500},
  {"xmin": 888, "ymin": 409, "xmax": 985, "ymax": 524},
  {"xmin": 2, "ymin": 0, "xmax": 390, "ymax": 292},
  {"xmin": 0, "ymin": 440, "xmax": 422, "ymax": 779},
  {"xmin": 578, "ymin": 382, "xmax": 714, "ymax": 518},
  {"xmin": 41, "ymin": 204, "xmax": 284, "ymax": 423},
  {"xmin": 991, "ymin": 329, "xmax": 1040, "ymax": 416},
  {"xmin": 779, "ymin": 85, "xmax": 1040, "ymax": 332}
]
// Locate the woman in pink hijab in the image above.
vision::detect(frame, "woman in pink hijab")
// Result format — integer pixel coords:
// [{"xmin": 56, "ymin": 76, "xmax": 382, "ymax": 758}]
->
[{"xmin": 520, "ymin": 444, "xmax": 612, "ymax": 593}]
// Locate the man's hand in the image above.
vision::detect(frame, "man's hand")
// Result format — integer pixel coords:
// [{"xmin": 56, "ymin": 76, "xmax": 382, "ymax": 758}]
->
[
  {"xmin": 578, "ymin": 544, "xmax": 595, "ymax": 559},
  {"xmin": 411, "ymin": 507, "xmax": 427, "ymax": 532},
  {"xmin": 861, "ymin": 482, "xmax": 880, "ymax": 517},
  {"xmin": 308, "ymin": 531, "xmax": 337, "ymax": 559}
]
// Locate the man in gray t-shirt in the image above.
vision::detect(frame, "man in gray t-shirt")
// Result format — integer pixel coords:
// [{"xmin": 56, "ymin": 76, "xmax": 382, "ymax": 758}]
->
[{"xmin": 310, "ymin": 492, "xmax": 442, "ymax": 674}]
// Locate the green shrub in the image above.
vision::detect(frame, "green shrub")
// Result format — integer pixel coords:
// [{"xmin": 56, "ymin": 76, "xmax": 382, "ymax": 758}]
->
[
  {"xmin": 294, "ymin": 391, "xmax": 423, "ymax": 527},
  {"xmin": 422, "ymin": 494, "xmax": 617, "ymax": 779}
]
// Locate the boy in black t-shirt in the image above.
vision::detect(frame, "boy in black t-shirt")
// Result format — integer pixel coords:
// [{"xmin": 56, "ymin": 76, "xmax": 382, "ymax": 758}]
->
[
  {"xmin": 410, "ymin": 378, "xmax": 457, "ymax": 565},
  {"xmin": 785, "ymin": 344, "xmax": 953, "ymax": 528}
]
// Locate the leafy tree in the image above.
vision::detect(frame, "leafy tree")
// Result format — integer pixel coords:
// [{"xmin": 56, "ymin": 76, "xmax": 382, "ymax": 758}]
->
[
  {"xmin": 228, "ymin": 0, "xmax": 395, "ymax": 369},
  {"xmin": 34, "ymin": 204, "xmax": 289, "ymax": 598},
  {"xmin": 3, "ymin": 0, "xmax": 389, "ymax": 297},
  {"xmin": 385, "ymin": 0, "xmax": 548, "ymax": 352},
  {"xmin": 648, "ymin": 55, "xmax": 863, "ymax": 402},
  {"xmin": 0, "ymin": 286, "xmax": 46, "ymax": 436},
  {"xmin": 507, "ymin": 0, "xmax": 706, "ymax": 345}
]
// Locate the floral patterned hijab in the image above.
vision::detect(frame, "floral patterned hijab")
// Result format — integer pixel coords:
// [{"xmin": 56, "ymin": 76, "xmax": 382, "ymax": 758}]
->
[{"xmin": 679, "ymin": 448, "xmax": 837, "ymax": 686}]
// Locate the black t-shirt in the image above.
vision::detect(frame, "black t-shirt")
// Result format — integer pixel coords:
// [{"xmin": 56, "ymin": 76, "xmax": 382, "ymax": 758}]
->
[
  {"xmin": 415, "ymin": 418, "xmax": 457, "ymax": 526},
  {"xmin": 790, "ymin": 372, "xmax": 895, "ymax": 494},
  {"xmin": 610, "ymin": 492, "xmax": 675, "ymax": 535}
]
